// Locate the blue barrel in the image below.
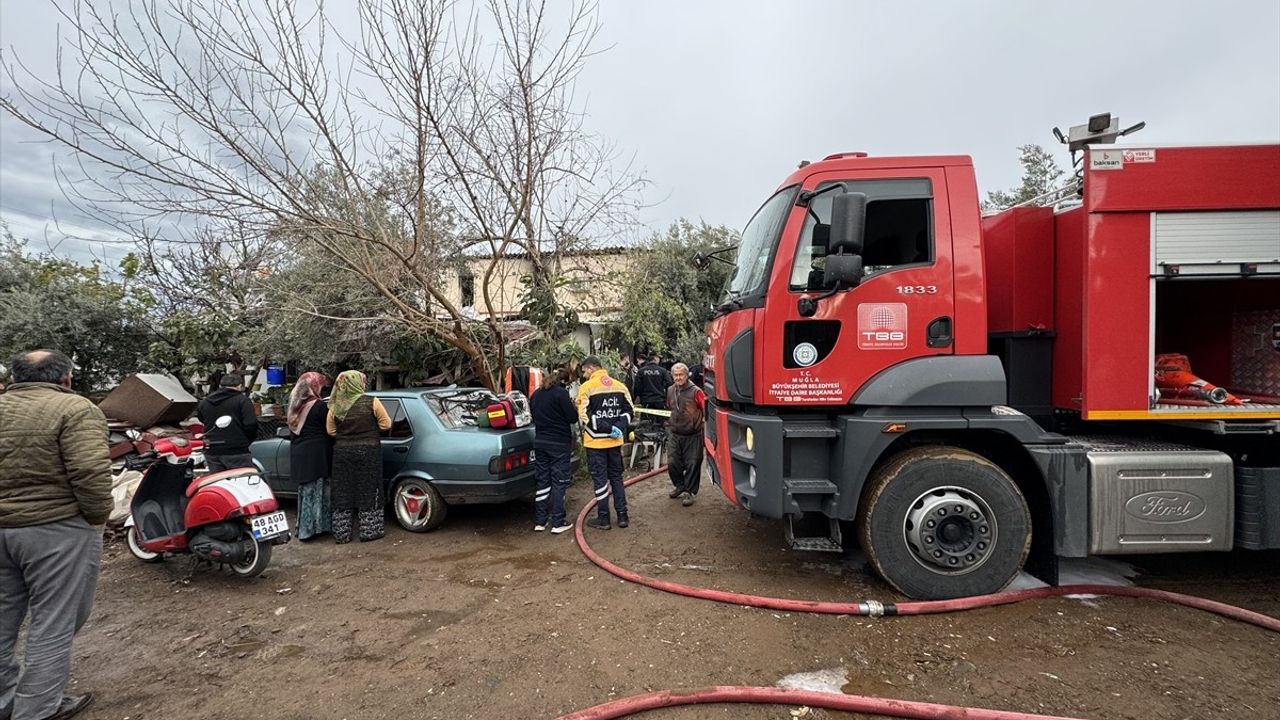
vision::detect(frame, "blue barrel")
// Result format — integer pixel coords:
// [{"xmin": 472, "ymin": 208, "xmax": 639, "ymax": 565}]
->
[{"xmin": 266, "ymin": 365, "xmax": 286, "ymax": 386}]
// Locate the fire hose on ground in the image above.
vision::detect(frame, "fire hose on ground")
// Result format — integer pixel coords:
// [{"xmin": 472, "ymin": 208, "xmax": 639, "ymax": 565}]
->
[{"xmin": 559, "ymin": 467, "xmax": 1280, "ymax": 719}]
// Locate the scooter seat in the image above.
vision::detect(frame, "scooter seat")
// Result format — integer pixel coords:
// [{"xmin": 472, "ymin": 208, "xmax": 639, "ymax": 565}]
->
[{"xmin": 186, "ymin": 466, "xmax": 260, "ymax": 497}]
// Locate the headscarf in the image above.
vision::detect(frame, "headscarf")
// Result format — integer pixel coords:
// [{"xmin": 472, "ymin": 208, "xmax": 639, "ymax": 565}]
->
[
  {"xmin": 286, "ymin": 371, "xmax": 329, "ymax": 433},
  {"xmin": 329, "ymin": 370, "xmax": 368, "ymax": 422}
]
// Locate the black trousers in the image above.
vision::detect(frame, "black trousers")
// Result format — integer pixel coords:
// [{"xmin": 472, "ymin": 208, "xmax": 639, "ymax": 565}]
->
[
  {"xmin": 587, "ymin": 447, "xmax": 627, "ymax": 521},
  {"xmin": 533, "ymin": 445, "xmax": 573, "ymax": 527},
  {"xmin": 667, "ymin": 432, "xmax": 703, "ymax": 495}
]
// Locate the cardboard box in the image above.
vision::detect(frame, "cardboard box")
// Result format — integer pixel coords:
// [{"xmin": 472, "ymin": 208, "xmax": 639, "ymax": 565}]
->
[{"xmin": 98, "ymin": 374, "xmax": 198, "ymax": 428}]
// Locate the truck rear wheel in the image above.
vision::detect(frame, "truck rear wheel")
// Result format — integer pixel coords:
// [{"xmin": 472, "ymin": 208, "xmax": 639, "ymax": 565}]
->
[{"xmin": 856, "ymin": 447, "xmax": 1030, "ymax": 600}]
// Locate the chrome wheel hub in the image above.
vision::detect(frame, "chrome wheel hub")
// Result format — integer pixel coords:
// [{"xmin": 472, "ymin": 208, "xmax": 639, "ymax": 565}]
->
[{"xmin": 904, "ymin": 486, "xmax": 997, "ymax": 575}]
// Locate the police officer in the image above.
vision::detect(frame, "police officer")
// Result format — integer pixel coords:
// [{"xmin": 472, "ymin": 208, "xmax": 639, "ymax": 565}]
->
[{"xmin": 632, "ymin": 353, "xmax": 672, "ymax": 410}]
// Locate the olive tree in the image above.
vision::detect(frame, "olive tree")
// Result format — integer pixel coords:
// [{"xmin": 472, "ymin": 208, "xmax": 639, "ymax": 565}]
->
[{"xmin": 1, "ymin": 0, "xmax": 643, "ymax": 390}]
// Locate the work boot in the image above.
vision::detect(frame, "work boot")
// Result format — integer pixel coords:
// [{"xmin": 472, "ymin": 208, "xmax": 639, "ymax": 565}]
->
[
  {"xmin": 668, "ymin": 488, "xmax": 683, "ymax": 499},
  {"xmin": 617, "ymin": 515, "xmax": 630, "ymax": 528},
  {"xmin": 586, "ymin": 516, "xmax": 611, "ymax": 531},
  {"xmin": 42, "ymin": 693, "xmax": 94, "ymax": 720},
  {"xmin": 681, "ymin": 492, "xmax": 695, "ymax": 507}
]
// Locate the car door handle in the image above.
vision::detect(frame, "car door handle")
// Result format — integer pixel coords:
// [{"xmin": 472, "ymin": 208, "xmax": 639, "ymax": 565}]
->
[
  {"xmin": 927, "ymin": 316, "xmax": 953, "ymax": 348},
  {"xmin": 393, "ymin": 446, "xmax": 409, "ymax": 454}
]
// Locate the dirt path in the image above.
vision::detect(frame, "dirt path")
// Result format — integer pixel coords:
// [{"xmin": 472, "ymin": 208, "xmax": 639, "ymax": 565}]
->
[{"xmin": 71, "ymin": 473, "xmax": 1280, "ymax": 719}]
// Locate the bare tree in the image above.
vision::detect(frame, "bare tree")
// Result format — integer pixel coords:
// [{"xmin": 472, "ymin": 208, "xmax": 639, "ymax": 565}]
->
[{"xmin": 1, "ymin": 0, "xmax": 643, "ymax": 389}]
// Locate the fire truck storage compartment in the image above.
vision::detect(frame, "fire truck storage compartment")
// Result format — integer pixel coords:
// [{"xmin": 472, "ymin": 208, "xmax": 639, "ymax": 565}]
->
[
  {"xmin": 1082, "ymin": 437, "xmax": 1234, "ymax": 554},
  {"xmin": 1154, "ymin": 277, "xmax": 1280, "ymax": 411},
  {"xmin": 1071, "ymin": 145, "xmax": 1280, "ymax": 419}
]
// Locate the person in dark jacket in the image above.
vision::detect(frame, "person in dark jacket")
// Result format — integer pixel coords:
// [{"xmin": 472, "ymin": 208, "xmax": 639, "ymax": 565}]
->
[
  {"xmin": 1, "ymin": 350, "xmax": 109, "ymax": 720},
  {"xmin": 530, "ymin": 368, "xmax": 577, "ymax": 534},
  {"xmin": 632, "ymin": 354, "xmax": 673, "ymax": 409},
  {"xmin": 665, "ymin": 363, "xmax": 706, "ymax": 506},
  {"xmin": 286, "ymin": 372, "xmax": 332, "ymax": 541},
  {"xmin": 196, "ymin": 375, "xmax": 259, "ymax": 472},
  {"xmin": 688, "ymin": 362, "xmax": 705, "ymax": 390},
  {"xmin": 326, "ymin": 371, "xmax": 391, "ymax": 543}
]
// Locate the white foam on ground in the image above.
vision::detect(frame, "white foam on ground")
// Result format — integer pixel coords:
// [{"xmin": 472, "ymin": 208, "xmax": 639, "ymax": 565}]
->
[
  {"xmin": 776, "ymin": 667, "xmax": 848, "ymax": 694},
  {"xmin": 1007, "ymin": 557, "xmax": 1139, "ymax": 599}
]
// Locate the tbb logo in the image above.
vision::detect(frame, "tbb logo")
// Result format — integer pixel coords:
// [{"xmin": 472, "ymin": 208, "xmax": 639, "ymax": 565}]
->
[{"xmin": 858, "ymin": 303, "xmax": 907, "ymax": 350}]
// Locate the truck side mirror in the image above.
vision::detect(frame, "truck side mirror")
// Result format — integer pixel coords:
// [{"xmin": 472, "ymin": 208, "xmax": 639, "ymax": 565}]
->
[
  {"xmin": 823, "ymin": 253, "xmax": 864, "ymax": 290},
  {"xmin": 829, "ymin": 192, "xmax": 867, "ymax": 255}
]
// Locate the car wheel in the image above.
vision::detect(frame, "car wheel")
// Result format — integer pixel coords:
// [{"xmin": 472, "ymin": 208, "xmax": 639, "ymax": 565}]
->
[
  {"xmin": 393, "ymin": 477, "xmax": 447, "ymax": 532},
  {"xmin": 856, "ymin": 446, "xmax": 1030, "ymax": 600},
  {"xmin": 228, "ymin": 534, "xmax": 273, "ymax": 578},
  {"xmin": 126, "ymin": 526, "xmax": 164, "ymax": 563}
]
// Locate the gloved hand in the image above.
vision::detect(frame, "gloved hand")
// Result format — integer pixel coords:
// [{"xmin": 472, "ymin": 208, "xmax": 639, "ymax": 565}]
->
[{"xmin": 609, "ymin": 426, "xmax": 623, "ymax": 440}]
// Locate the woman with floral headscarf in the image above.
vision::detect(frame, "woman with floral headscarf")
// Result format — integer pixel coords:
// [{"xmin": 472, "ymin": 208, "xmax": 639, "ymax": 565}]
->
[
  {"xmin": 325, "ymin": 371, "xmax": 392, "ymax": 543},
  {"xmin": 287, "ymin": 371, "xmax": 332, "ymax": 541}
]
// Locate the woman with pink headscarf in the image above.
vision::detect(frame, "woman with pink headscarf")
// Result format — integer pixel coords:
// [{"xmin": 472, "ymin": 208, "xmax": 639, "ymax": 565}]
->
[{"xmin": 287, "ymin": 371, "xmax": 332, "ymax": 541}]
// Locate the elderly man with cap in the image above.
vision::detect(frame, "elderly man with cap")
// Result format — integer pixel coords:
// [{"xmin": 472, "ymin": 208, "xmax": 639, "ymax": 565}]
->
[{"xmin": 196, "ymin": 374, "xmax": 260, "ymax": 472}]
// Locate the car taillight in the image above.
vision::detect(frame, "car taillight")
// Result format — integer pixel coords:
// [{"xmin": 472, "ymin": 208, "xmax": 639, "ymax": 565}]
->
[{"xmin": 488, "ymin": 451, "xmax": 531, "ymax": 475}]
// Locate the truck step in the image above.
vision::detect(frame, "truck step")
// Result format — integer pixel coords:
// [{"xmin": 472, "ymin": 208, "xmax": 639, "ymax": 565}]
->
[
  {"xmin": 786, "ymin": 478, "xmax": 839, "ymax": 494},
  {"xmin": 786, "ymin": 515, "xmax": 844, "ymax": 553},
  {"xmin": 790, "ymin": 537, "xmax": 844, "ymax": 553},
  {"xmin": 784, "ymin": 425, "xmax": 839, "ymax": 439}
]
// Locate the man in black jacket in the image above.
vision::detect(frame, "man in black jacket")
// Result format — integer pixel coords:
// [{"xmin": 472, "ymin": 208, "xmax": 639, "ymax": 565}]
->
[
  {"xmin": 632, "ymin": 354, "xmax": 672, "ymax": 410},
  {"xmin": 197, "ymin": 376, "xmax": 259, "ymax": 472}
]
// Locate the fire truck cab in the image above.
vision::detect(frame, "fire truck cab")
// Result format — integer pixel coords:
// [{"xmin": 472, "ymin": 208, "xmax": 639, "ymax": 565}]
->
[{"xmin": 702, "ymin": 129, "xmax": 1280, "ymax": 599}]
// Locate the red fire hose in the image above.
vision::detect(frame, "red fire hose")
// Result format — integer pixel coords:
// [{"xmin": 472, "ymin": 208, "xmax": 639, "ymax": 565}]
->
[
  {"xmin": 557, "ymin": 686, "xmax": 1086, "ymax": 720},
  {"xmin": 562, "ymin": 468, "xmax": 1280, "ymax": 719}
]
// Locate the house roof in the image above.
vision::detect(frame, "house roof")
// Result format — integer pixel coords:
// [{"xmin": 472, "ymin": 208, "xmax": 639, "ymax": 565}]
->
[{"xmin": 459, "ymin": 243, "xmax": 639, "ymax": 261}]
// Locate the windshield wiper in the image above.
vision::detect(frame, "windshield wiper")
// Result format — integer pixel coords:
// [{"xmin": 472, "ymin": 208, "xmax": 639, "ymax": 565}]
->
[
  {"xmin": 692, "ymin": 245, "xmax": 737, "ymax": 270},
  {"xmin": 710, "ymin": 294, "xmax": 745, "ymax": 318},
  {"xmin": 797, "ymin": 182, "xmax": 846, "ymax": 207}
]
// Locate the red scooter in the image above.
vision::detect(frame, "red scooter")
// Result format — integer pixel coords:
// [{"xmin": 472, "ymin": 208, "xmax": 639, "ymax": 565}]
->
[{"xmin": 124, "ymin": 437, "xmax": 289, "ymax": 577}]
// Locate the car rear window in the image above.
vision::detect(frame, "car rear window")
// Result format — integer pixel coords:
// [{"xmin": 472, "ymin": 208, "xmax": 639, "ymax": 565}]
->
[{"xmin": 424, "ymin": 389, "xmax": 500, "ymax": 428}]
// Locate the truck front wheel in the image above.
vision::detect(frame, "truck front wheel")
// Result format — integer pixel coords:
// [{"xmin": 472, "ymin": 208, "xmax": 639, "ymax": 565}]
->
[{"xmin": 856, "ymin": 447, "xmax": 1030, "ymax": 600}]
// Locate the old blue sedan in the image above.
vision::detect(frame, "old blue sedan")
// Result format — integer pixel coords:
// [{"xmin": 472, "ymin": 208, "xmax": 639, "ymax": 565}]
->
[{"xmin": 250, "ymin": 388, "xmax": 545, "ymax": 532}]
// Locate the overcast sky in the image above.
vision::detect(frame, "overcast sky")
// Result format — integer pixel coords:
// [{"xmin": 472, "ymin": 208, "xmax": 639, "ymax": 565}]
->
[{"xmin": 2, "ymin": 0, "xmax": 1278, "ymax": 265}]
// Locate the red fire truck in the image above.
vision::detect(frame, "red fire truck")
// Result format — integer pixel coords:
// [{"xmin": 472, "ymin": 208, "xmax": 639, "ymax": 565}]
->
[{"xmin": 701, "ymin": 116, "xmax": 1280, "ymax": 599}]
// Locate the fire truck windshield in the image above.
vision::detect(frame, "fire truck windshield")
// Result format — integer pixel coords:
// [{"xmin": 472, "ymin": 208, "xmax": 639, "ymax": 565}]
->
[{"xmin": 722, "ymin": 185, "xmax": 798, "ymax": 301}]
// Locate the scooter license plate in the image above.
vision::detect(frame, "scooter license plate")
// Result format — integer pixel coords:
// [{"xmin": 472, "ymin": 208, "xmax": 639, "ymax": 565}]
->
[{"xmin": 250, "ymin": 511, "xmax": 288, "ymax": 540}]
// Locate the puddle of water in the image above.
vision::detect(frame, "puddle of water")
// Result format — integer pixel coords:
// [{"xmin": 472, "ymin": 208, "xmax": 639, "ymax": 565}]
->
[
  {"xmin": 776, "ymin": 667, "xmax": 848, "ymax": 694},
  {"xmin": 1008, "ymin": 557, "xmax": 1139, "ymax": 600}
]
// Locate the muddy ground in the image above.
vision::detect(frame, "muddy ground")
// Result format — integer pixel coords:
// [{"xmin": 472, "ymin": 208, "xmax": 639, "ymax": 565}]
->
[{"xmin": 65, "ymin": 471, "xmax": 1280, "ymax": 720}]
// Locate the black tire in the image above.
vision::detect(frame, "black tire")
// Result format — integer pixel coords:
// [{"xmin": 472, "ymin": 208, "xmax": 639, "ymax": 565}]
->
[
  {"xmin": 126, "ymin": 526, "xmax": 165, "ymax": 563},
  {"xmin": 228, "ymin": 536, "xmax": 273, "ymax": 578},
  {"xmin": 856, "ymin": 446, "xmax": 1030, "ymax": 600},
  {"xmin": 391, "ymin": 477, "xmax": 447, "ymax": 532}
]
